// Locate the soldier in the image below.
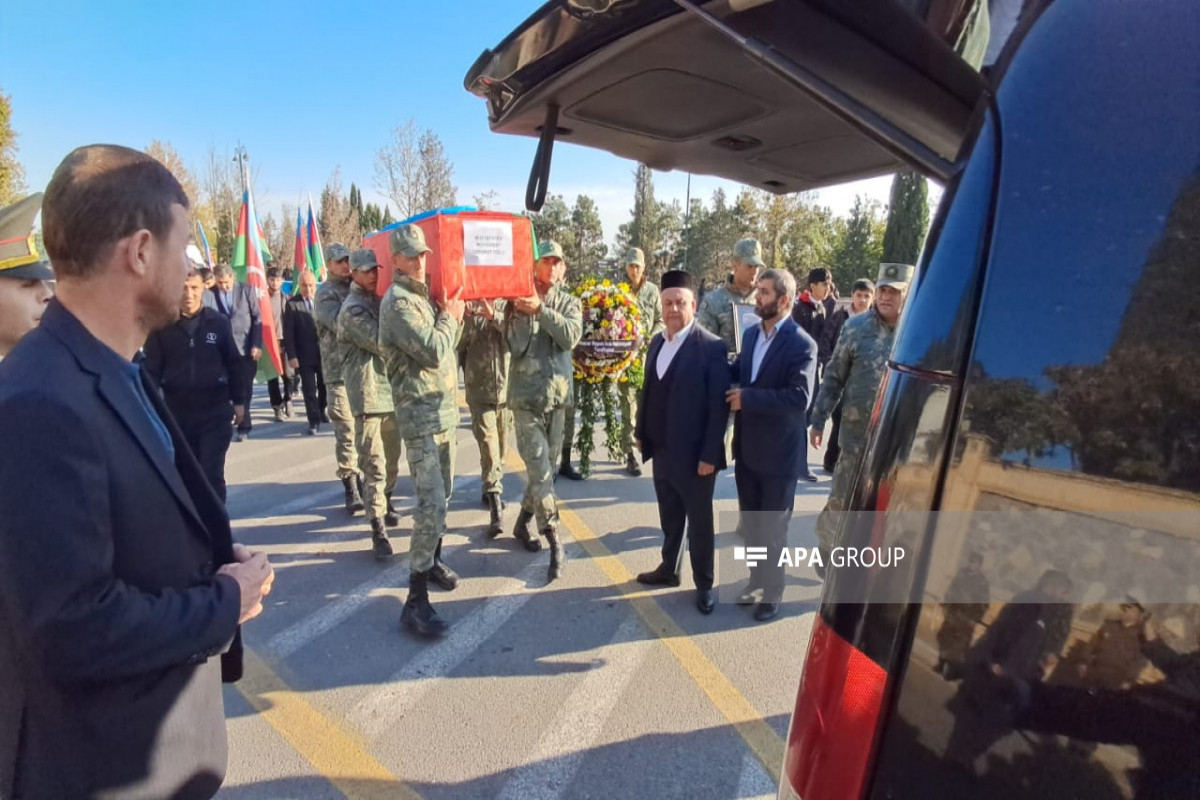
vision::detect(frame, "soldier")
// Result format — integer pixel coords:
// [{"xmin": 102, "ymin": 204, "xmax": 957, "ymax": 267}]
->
[
  {"xmin": 506, "ymin": 241, "xmax": 583, "ymax": 582},
  {"xmin": 314, "ymin": 243, "xmax": 365, "ymax": 515},
  {"xmin": 380, "ymin": 224, "xmax": 464, "ymax": 638},
  {"xmin": 809, "ymin": 262, "xmax": 914, "ymax": 571},
  {"xmin": 461, "ymin": 298, "xmax": 511, "ymax": 537},
  {"xmin": 338, "ymin": 249, "xmax": 403, "ymax": 560},
  {"xmin": 558, "ymin": 378, "xmax": 586, "ymax": 481},
  {"xmin": 0, "ymin": 194, "xmax": 54, "ymax": 357},
  {"xmin": 617, "ymin": 247, "xmax": 664, "ymax": 476}
]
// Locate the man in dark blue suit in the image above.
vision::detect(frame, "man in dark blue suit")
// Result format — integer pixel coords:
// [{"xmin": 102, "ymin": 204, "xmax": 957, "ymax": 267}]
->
[
  {"xmin": 728, "ymin": 268, "xmax": 817, "ymax": 622},
  {"xmin": 205, "ymin": 263, "xmax": 261, "ymax": 441},
  {"xmin": 634, "ymin": 270, "xmax": 731, "ymax": 614},
  {"xmin": 0, "ymin": 144, "xmax": 274, "ymax": 799}
]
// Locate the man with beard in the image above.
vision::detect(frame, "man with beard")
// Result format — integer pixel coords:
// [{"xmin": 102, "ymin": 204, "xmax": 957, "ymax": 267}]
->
[
  {"xmin": 810, "ymin": 263, "xmax": 914, "ymax": 572},
  {"xmin": 0, "ymin": 144, "xmax": 274, "ymax": 799},
  {"xmin": 0, "ymin": 194, "xmax": 54, "ymax": 357},
  {"xmin": 727, "ymin": 268, "xmax": 817, "ymax": 622}
]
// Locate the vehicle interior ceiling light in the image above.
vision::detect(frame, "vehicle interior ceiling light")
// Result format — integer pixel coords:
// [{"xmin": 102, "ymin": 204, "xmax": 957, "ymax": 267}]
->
[{"xmin": 670, "ymin": 0, "xmax": 957, "ymax": 180}]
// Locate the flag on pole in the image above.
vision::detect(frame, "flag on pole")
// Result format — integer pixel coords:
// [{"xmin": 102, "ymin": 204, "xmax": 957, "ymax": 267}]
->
[
  {"xmin": 196, "ymin": 221, "xmax": 214, "ymax": 268},
  {"xmin": 292, "ymin": 207, "xmax": 309, "ymax": 290},
  {"xmin": 306, "ymin": 196, "xmax": 326, "ymax": 281},
  {"xmin": 231, "ymin": 186, "xmax": 285, "ymax": 377}
]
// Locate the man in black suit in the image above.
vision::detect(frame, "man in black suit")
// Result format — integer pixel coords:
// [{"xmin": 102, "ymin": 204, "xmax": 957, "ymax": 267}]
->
[
  {"xmin": 206, "ymin": 263, "xmax": 261, "ymax": 441},
  {"xmin": 283, "ymin": 270, "xmax": 326, "ymax": 434},
  {"xmin": 728, "ymin": 268, "xmax": 817, "ymax": 622},
  {"xmin": 634, "ymin": 270, "xmax": 730, "ymax": 614},
  {"xmin": 0, "ymin": 144, "xmax": 274, "ymax": 799}
]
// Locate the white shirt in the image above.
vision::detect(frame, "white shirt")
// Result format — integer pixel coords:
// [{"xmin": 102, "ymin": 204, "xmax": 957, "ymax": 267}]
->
[
  {"xmin": 750, "ymin": 320, "xmax": 781, "ymax": 383},
  {"xmin": 656, "ymin": 320, "xmax": 695, "ymax": 379}
]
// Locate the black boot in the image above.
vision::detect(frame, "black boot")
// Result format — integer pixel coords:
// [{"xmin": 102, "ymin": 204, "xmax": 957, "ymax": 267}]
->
[
  {"xmin": 485, "ymin": 493, "xmax": 504, "ymax": 539},
  {"xmin": 384, "ymin": 492, "xmax": 400, "ymax": 527},
  {"xmin": 625, "ymin": 453, "xmax": 642, "ymax": 477},
  {"xmin": 512, "ymin": 509, "xmax": 542, "ymax": 552},
  {"xmin": 400, "ymin": 571, "xmax": 448, "ymax": 637},
  {"xmin": 545, "ymin": 527, "xmax": 565, "ymax": 582},
  {"xmin": 558, "ymin": 447, "xmax": 585, "ymax": 481},
  {"xmin": 370, "ymin": 518, "xmax": 393, "ymax": 560},
  {"xmin": 343, "ymin": 476, "xmax": 364, "ymax": 515},
  {"xmin": 428, "ymin": 539, "xmax": 459, "ymax": 591}
]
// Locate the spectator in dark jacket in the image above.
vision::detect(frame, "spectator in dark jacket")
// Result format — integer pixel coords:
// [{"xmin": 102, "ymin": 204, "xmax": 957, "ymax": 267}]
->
[
  {"xmin": 790, "ymin": 266, "xmax": 837, "ymax": 481},
  {"xmin": 145, "ymin": 271, "xmax": 247, "ymax": 502},
  {"xmin": 821, "ymin": 278, "xmax": 875, "ymax": 472},
  {"xmin": 283, "ymin": 271, "xmax": 326, "ymax": 430},
  {"xmin": 204, "ymin": 263, "xmax": 261, "ymax": 440}
]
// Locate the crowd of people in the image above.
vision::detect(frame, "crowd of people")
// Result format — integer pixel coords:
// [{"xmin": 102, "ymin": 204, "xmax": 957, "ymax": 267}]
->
[{"xmin": 0, "ymin": 144, "xmax": 912, "ymax": 797}]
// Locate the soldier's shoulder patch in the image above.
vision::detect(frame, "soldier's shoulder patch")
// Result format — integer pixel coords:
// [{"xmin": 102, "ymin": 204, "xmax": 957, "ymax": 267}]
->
[{"xmin": 347, "ymin": 304, "xmax": 368, "ymax": 316}]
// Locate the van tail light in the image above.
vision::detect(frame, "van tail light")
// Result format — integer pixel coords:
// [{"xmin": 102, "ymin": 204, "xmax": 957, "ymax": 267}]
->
[{"xmin": 778, "ymin": 616, "xmax": 888, "ymax": 800}]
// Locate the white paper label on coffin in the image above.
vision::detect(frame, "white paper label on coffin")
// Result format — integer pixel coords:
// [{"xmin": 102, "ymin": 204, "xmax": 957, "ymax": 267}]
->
[{"xmin": 462, "ymin": 220, "xmax": 514, "ymax": 267}]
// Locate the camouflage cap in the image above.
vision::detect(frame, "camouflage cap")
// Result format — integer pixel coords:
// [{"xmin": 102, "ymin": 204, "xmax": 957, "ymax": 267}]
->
[
  {"xmin": 876, "ymin": 262, "xmax": 915, "ymax": 290},
  {"xmin": 732, "ymin": 237, "xmax": 764, "ymax": 267},
  {"xmin": 389, "ymin": 224, "xmax": 432, "ymax": 257},
  {"xmin": 350, "ymin": 248, "xmax": 380, "ymax": 272},
  {"xmin": 0, "ymin": 193, "xmax": 54, "ymax": 282},
  {"xmin": 623, "ymin": 247, "xmax": 645, "ymax": 267},
  {"xmin": 325, "ymin": 242, "xmax": 351, "ymax": 263},
  {"xmin": 538, "ymin": 240, "xmax": 565, "ymax": 261}
]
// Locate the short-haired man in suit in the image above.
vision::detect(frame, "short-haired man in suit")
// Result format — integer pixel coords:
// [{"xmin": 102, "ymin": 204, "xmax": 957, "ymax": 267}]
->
[
  {"xmin": 0, "ymin": 144, "xmax": 274, "ymax": 799},
  {"xmin": 206, "ymin": 263, "xmax": 262, "ymax": 441},
  {"xmin": 727, "ymin": 268, "xmax": 817, "ymax": 622},
  {"xmin": 634, "ymin": 270, "xmax": 730, "ymax": 614},
  {"xmin": 284, "ymin": 270, "xmax": 326, "ymax": 435}
]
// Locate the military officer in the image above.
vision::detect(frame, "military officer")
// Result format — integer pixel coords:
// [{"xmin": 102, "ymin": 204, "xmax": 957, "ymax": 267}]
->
[
  {"xmin": 506, "ymin": 241, "xmax": 583, "ymax": 582},
  {"xmin": 617, "ymin": 247, "xmax": 664, "ymax": 476},
  {"xmin": 809, "ymin": 262, "xmax": 914, "ymax": 570},
  {"xmin": 338, "ymin": 248, "xmax": 403, "ymax": 560},
  {"xmin": 380, "ymin": 224, "xmax": 464, "ymax": 638},
  {"xmin": 0, "ymin": 194, "xmax": 54, "ymax": 357},
  {"xmin": 461, "ymin": 297, "xmax": 511, "ymax": 537},
  {"xmin": 315, "ymin": 242, "xmax": 365, "ymax": 515}
]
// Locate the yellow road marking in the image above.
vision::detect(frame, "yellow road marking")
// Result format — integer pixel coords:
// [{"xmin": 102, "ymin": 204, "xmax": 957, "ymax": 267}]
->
[
  {"xmin": 236, "ymin": 648, "xmax": 422, "ymax": 800},
  {"xmin": 502, "ymin": 448, "xmax": 785, "ymax": 781}
]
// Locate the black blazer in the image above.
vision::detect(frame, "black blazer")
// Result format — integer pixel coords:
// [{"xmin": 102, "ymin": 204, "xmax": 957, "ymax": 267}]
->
[
  {"xmin": 283, "ymin": 295, "xmax": 322, "ymax": 368},
  {"xmin": 205, "ymin": 282, "xmax": 261, "ymax": 357},
  {"xmin": 0, "ymin": 300, "xmax": 243, "ymax": 799},
  {"xmin": 731, "ymin": 317, "xmax": 817, "ymax": 479},
  {"xmin": 635, "ymin": 324, "xmax": 730, "ymax": 479}
]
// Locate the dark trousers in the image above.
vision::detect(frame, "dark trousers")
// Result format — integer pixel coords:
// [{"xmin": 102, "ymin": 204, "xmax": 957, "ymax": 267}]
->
[
  {"xmin": 653, "ymin": 467, "xmax": 716, "ymax": 591},
  {"xmin": 825, "ymin": 402, "xmax": 843, "ymax": 470},
  {"xmin": 734, "ymin": 461, "xmax": 798, "ymax": 602},
  {"xmin": 296, "ymin": 363, "xmax": 326, "ymax": 425},
  {"xmin": 176, "ymin": 407, "xmax": 234, "ymax": 503},
  {"xmin": 236, "ymin": 356, "xmax": 257, "ymax": 433}
]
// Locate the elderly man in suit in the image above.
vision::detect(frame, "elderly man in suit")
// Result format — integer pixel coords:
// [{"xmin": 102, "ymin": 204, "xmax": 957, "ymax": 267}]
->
[
  {"xmin": 633, "ymin": 270, "xmax": 730, "ymax": 614},
  {"xmin": 728, "ymin": 268, "xmax": 817, "ymax": 622},
  {"xmin": 206, "ymin": 262, "xmax": 261, "ymax": 441},
  {"xmin": 283, "ymin": 270, "xmax": 326, "ymax": 435},
  {"xmin": 0, "ymin": 144, "xmax": 274, "ymax": 799}
]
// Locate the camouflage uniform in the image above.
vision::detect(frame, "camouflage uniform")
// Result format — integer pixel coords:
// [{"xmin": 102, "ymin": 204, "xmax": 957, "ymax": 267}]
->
[
  {"xmin": 338, "ymin": 278, "xmax": 401, "ymax": 523},
  {"xmin": 810, "ymin": 305, "xmax": 902, "ymax": 553},
  {"xmin": 507, "ymin": 282, "xmax": 583, "ymax": 531},
  {"xmin": 461, "ymin": 301, "xmax": 511, "ymax": 497},
  {"xmin": 314, "ymin": 248, "xmax": 360, "ymax": 479},
  {"xmin": 618, "ymin": 276, "xmax": 664, "ymax": 459},
  {"xmin": 379, "ymin": 270, "xmax": 461, "ymax": 573},
  {"xmin": 696, "ymin": 275, "xmax": 757, "ymax": 354}
]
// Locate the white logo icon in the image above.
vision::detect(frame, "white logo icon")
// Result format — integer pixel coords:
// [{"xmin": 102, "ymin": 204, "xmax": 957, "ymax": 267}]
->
[
  {"xmin": 206, "ymin": 332, "xmax": 218, "ymax": 344},
  {"xmin": 734, "ymin": 546, "xmax": 769, "ymax": 568}
]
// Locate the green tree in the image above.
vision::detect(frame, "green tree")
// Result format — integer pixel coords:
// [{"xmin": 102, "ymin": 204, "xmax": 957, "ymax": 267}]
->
[
  {"xmin": 528, "ymin": 193, "xmax": 574, "ymax": 252},
  {"xmin": 381, "ymin": 205, "xmax": 395, "ymax": 227},
  {"xmin": 318, "ymin": 167, "xmax": 360, "ymax": 248},
  {"xmin": 880, "ymin": 171, "xmax": 930, "ymax": 265},
  {"xmin": 616, "ymin": 164, "xmax": 683, "ymax": 278},
  {"xmin": 569, "ymin": 194, "xmax": 607, "ymax": 279},
  {"xmin": 0, "ymin": 90, "xmax": 25, "ymax": 206},
  {"xmin": 830, "ymin": 195, "xmax": 885, "ymax": 291}
]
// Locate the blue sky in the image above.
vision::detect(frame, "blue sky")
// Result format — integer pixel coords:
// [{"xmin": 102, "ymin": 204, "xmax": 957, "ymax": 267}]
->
[{"xmin": 2, "ymin": 0, "xmax": 896, "ymax": 246}]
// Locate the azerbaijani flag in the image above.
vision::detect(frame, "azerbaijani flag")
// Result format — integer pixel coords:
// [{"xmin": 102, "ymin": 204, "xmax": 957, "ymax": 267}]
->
[
  {"xmin": 231, "ymin": 187, "xmax": 284, "ymax": 377},
  {"xmin": 196, "ymin": 220, "xmax": 214, "ymax": 268},
  {"xmin": 292, "ymin": 207, "xmax": 309, "ymax": 291},
  {"xmin": 306, "ymin": 196, "xmax": 326, "ymax": 281}
]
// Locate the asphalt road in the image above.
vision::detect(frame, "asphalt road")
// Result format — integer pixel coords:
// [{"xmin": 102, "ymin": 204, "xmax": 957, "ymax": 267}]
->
[{"xmin": 218, "ymin": 386, "xmax": 832, "ymax": 800}]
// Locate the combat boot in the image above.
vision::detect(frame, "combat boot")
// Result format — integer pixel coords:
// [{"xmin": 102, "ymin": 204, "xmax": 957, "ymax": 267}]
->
[
  {"xmin": 512, "ymin": 508, "xmax": 542, "ymax": 552},
  {"xmin": 384, "ymin": 492, "xmax": 400, "ymax": 527},
  {"xmin": 485, "ymin": 493, "xmax": 504, "ymax": 539},
  {"xmin": 342, "ymin": 476, "xmax": 364, "ymax": 515},
  {"xmin": 370, "ymin": 518, "xmax": 393, "ymax": 561},
  {"xmin": 558, "ymin": 447, "xmax": 585, "ymax": 481},
  {"xmin": 428, "ymin": 539, "xmax": 459, "ymax": 591},
  {"xmin": 545, "ymin": 527, "xmax": 565, "ymax": 582},
  {"xmin": 400, "ymin": 571, "xmax": 448, "ymax": 638}
]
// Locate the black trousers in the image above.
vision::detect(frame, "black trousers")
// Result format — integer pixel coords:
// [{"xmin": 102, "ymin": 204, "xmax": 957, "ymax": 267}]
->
[
  {"xmin": 235, "ymin": 356, "xmax": 257, "ymax": 433},
  {"xmin": 734, "ymin": 461, "xmax": 798, "ymax": 602},
  {"xmin": 296, "ymin": 363, "xmax": 326, "ymax": 425},
  {"xmin": 825, "ymin": 401, "xmax": 843, "ymax": 470},
  {"xmin": 175, "ymin": 407, "xmax": 234, "ymax": 503},
  {"xmin": 266, "ymin": 340, "xmax": 290, "ymax": 408},
  {"xmin": 653, "ymin": 467, "xmax": 716, "ymax": 591}
]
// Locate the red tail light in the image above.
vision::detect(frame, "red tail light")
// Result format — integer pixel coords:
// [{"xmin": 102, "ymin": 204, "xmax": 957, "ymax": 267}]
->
[{"xmin": 779, "ymin": 616, "xmax": 888, "ymax": 800}]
